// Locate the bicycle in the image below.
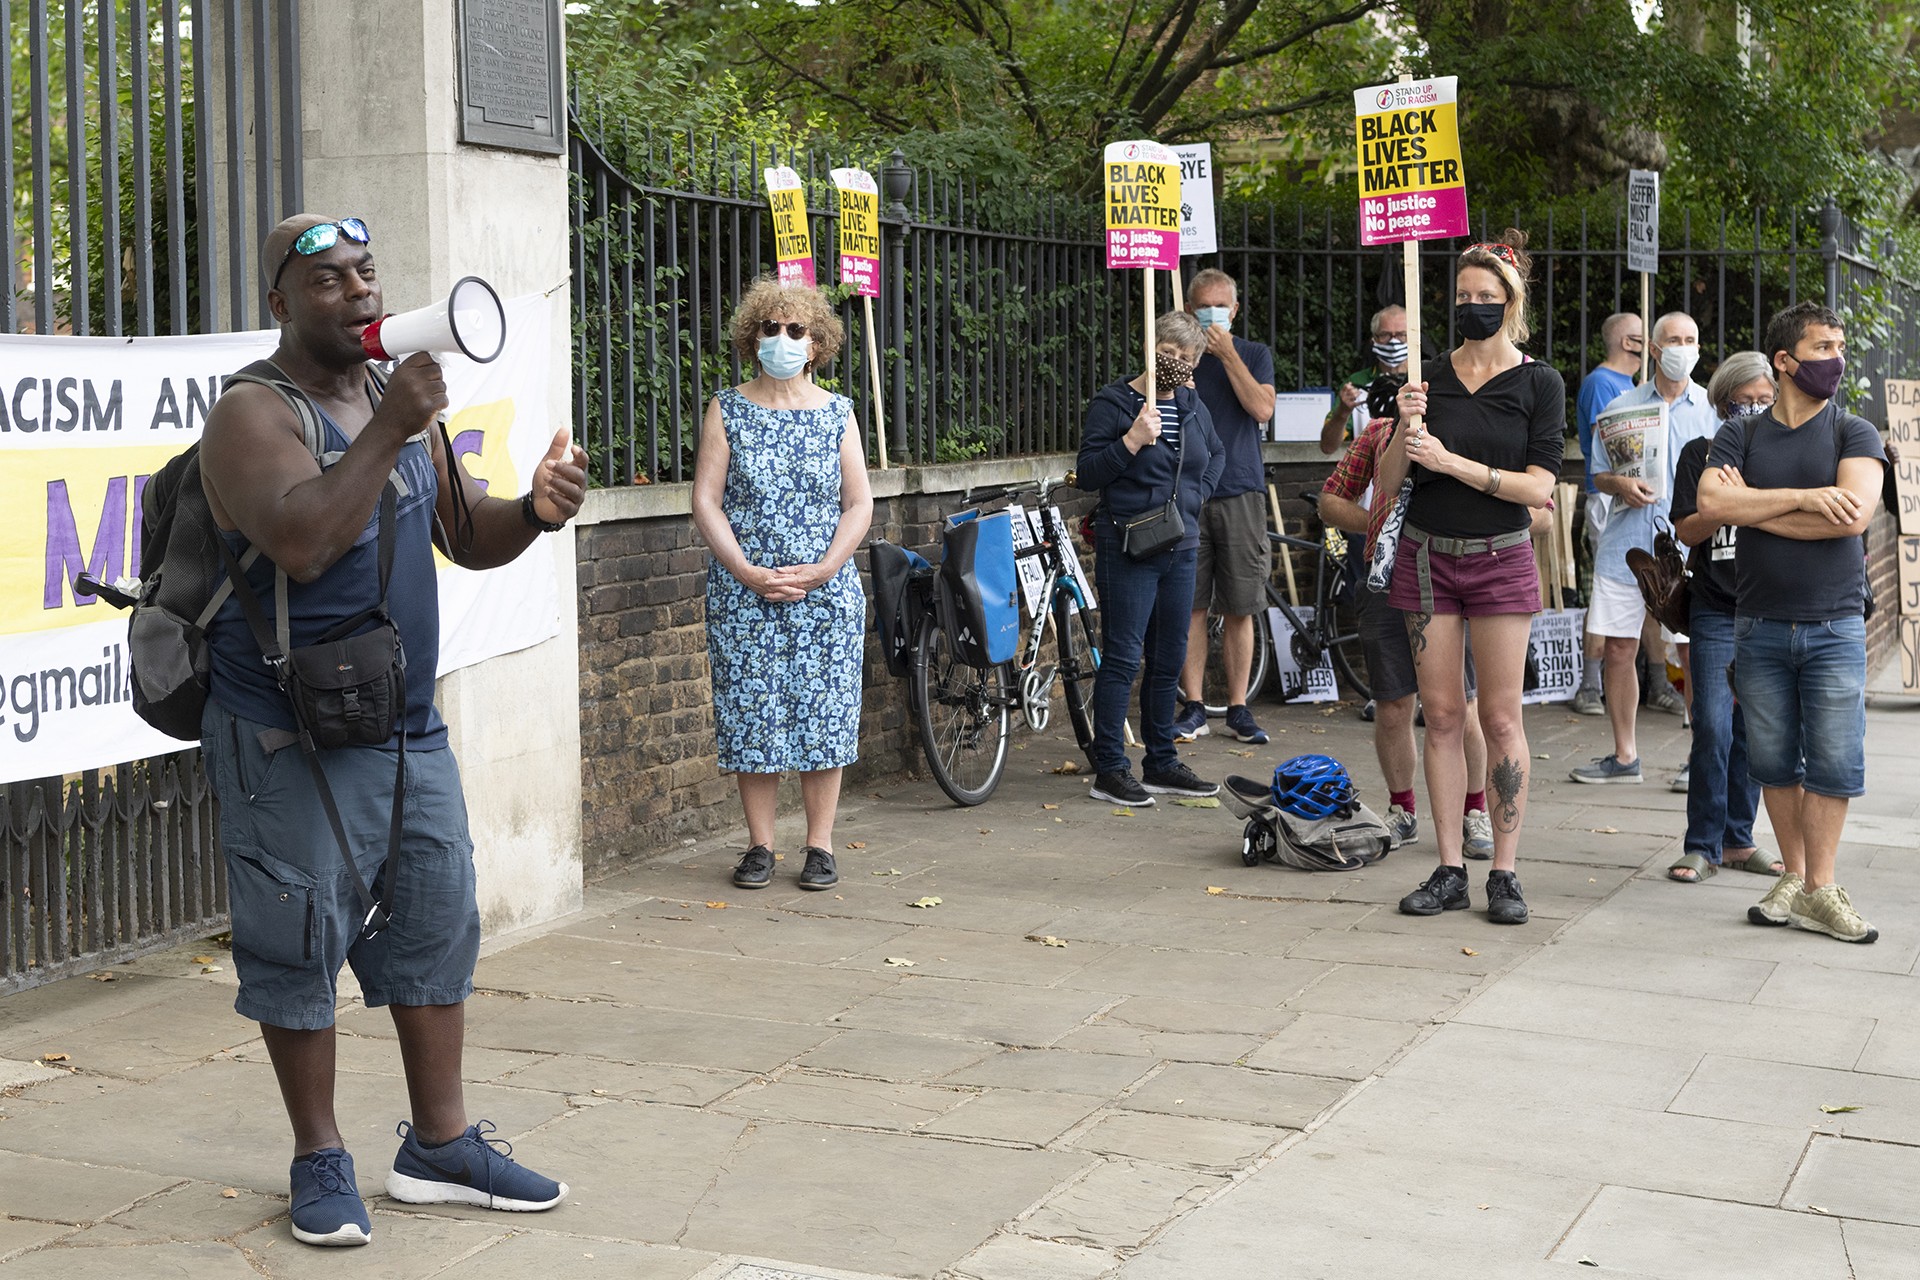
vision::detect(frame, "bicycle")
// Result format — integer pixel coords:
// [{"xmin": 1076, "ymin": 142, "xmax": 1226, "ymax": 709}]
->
[
  {"xmin": 1197, "ymin": 488, "xmax": 1370, "ymax": 714},
  {"xmin": 906, "ymin": 475, "xmax": 1100, "ymax": 807}
]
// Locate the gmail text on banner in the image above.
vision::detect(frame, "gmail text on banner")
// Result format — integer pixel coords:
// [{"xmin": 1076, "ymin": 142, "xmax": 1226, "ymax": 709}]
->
[
  {"xmin": 1103, "ymin": 140, "xmax": 1181, "ymax": 271},
  {"xmin": 765, "ymin": 166, "xmax": 816, "ymax": 287},
  {"xmin": 1353, "ymin": 77, "xmax": 1468, "ymax": 246},
  {"xmin": 830, "ymin": 167, "xmax": 881, "ymax": 298}
]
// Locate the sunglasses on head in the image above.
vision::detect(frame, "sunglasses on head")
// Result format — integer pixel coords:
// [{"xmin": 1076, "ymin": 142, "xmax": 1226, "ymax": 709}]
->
[
  {"xmin": 1465, "ymin": 241, "xmax": 1518, "ymax": 266},
  {"xmin": 271, "ymin": 218, "xmax": 370, "ymax": 289},
  {"xmin": 760, "ymin": 320, "xmax": 809, "ymax": 340}
]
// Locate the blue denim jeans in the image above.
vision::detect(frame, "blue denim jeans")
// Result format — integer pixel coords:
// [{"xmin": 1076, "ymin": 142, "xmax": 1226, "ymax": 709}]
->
[
  {"xmin": 1683, "ymin": 604, "xmax": 1759, "ymax": 862},
  {"xmin": 1732, "ymin": 613, "xmax": 1868, "ymax": 799},
  {"xmin": 1090, "ymin": 524, "xmax": 1196, "ymax": 777}
]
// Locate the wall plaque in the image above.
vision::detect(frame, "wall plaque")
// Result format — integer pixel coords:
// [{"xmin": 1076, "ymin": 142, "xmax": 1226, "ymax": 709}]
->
[{"xmin": 457, "ymin": 0, "xmax": 565, "ymax": 156}]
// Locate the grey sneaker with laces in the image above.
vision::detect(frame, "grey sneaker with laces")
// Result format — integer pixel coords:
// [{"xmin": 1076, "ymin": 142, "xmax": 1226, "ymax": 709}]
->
[
  {"xmin": 1463, "ymin": 807, "xmax": 1494, "ymax": 860},
  {"xmin": 1569, "ymin": 754, "xmax": 1642, "ymax": 784},
  {"xmin": 1788, "ymin": 883, "xmax": 1877, "ymax": 943},
  {"xmin": 1747, "ymin": 872, "xmax": 1804, "ymax": 926},
  {"xmin": 1572, "ymin": 686, "xmax": 1605, "ymax": 716},
  {"xmin": 1385, "ymin": 803, "xmax": 1418, "ymax": 848}
]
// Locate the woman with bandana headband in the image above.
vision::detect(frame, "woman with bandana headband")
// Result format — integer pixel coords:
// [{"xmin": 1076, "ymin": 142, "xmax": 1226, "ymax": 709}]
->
[
  {"xmin": 1373, "ymin": 229, "xmax": 1566, "ymax": 927},
  {"xmin": 1075, "ymin": 310, "xmax": 1227, "ymax": 807}
]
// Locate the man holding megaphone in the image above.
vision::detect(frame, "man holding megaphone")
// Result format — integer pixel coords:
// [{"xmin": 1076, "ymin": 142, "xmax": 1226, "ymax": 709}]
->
[{"xmin": 196, "ymin": 214, "xmax": 582, "ymax": 1247}]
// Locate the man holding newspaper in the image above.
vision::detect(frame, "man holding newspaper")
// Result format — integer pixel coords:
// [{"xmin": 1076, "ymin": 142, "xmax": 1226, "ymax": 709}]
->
[{"xmin": 1570, "ymin": 312, "xmax": 1718, "ymax": 786}]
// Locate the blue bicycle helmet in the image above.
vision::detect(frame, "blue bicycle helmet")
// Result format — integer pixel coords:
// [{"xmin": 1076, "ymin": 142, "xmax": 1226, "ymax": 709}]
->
[{"xmin": 1271, "ymin": 754, "xmax": 1357, "ymax": 819}]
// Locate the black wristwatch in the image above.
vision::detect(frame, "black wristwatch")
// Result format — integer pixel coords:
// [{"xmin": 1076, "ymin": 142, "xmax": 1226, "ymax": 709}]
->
[{"xmin": 521, "ymin": 491, "xmax": 567, "ymax": 532}]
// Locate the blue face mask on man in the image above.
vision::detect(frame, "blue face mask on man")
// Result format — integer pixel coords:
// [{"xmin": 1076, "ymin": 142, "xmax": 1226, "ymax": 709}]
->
[
  {"xmin": 758, "ymin": 334, "xmax": 811, "ymax": 380},
  {"xmin": 1194, "ymin": 306, "xmax": 1231, "ymax": 330}
]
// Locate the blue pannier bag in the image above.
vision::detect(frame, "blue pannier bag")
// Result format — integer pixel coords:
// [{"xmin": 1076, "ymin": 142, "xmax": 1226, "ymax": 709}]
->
[
  {"xmin": 869, "ymin": 540, "xmax": 934, "ymax": 678},
  {"xmin": 939, "ymin": 509, "xmax": 1020, "ymax": 668}
]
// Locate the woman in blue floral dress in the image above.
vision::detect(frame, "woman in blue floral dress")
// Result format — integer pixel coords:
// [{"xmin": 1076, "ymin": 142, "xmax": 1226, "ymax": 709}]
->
[{"xmin": 692, "ymin": 280, "xmax": 873, "ymax": 892}]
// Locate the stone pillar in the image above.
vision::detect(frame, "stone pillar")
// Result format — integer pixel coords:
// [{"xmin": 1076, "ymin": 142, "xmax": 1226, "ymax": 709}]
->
[{"xmin": 297, "ymin": 1, "xmax": 582, "ymax": 934}]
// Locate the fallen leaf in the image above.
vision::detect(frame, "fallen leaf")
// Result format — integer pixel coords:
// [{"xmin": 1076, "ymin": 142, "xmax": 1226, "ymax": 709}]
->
[
  {"xmin": 846, "ymin": 841, "xmax": 867, "ymax": 850},
  {"xmin": 1205, "ymin": 886, "xmax": 1227, "ymax": 895},
  {"xmin": 1461, "ymin": 947, "xmax": 1479, "ymax": 956},
  {"xmin": 884, "ymin": 957, "xmax": 916, "ymax": 967},
  {"xmin": 1309, "ymin": 727, "xmax": 1326, "ymax": 734},
  {"xmin": 191, "ymin": 955, "xmax": 216, "ymax": 965},
  {"xmin": 1320, "ymin": 706, "xmax": 1338, "ymax": 716},
  {"xmin": 704, "ymin": 901, "xmax": 728, "ymax": 910},
  {"xmin": 41, "ymin": 1053, "xmax": 68, "ymax": 1063},
  {"xmin": 872, "ymin": 867, "xmax": 902, "ymax": 877},
  {"xmin": 1173, "ymin": 797, "xmax": 1221, "ymax": 808},
  {"xmin": 1051, "ymin": 760, "xmax": 1082, "ymax": 775},
  {"xmin": 1111, "ymin": 807, "xmax": 1135, "ymax": 817},
  {"xmin": 200, "ymin": 965, "xmax": 222, "ymax": 974},
  {"xmin": 773, "ymin": 853, "xmax": 785, "ymax": 861},
  {"xmin": 909, "ymin": 896, "xmax": 943, "ymax": 909},
  {"xmin": 1576, "ymin": 1260, "xmax": 1599, "ymax": 1269},
  {"xmin": 221, "ymin": 1187, "xmax": 239, "ymax": 1199},
  {"xmin": 978, "ymin": 829, "xmax": 992, "ymax": 835},
  {"xmin": 662, "ymin": 915, "xmax": 691, "ymax": 921},
  {"xmin": 1478, "ymin": 1203, "xmax": 1490, "ymax": 1210},
  {"xmin": 1227, "ymin": 748, "xmax": 1255, "ymax": 758},
  {"xmin": 1025, "ymin": 935, "xmax": 1068, "ymax": 948},
  {"xmin": 1808, "ymin": 1205, "xmax": 1830, "ymax": 1214},
  {"xmin": 1820, "ymin": 1105, "xmax": 1861, "ymax": 1114},
  {"xmin": 86, "ymin": 971, "xmax": 115, "ymax": 982},
  {"xmin": 590, "ymin": 1088, "xmax": 610, "ymax": 1096},
  {"xmin": 1041, "ymin": 803, "xmax": 1060, "ymax": 810},
  {"xmin": 1590, "ymin": 826, "xmax": 1619, "ymax": 834}
]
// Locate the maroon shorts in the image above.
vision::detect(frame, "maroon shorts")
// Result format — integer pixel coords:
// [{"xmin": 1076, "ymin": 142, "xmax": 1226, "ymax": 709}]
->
[{"xmin": 1387, "ymin": 525, "xmax": 1540, "ymax": 618}]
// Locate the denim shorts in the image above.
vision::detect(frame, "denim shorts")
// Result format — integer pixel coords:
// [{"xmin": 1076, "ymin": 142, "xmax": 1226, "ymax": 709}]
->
[
  {"xmin": 1731, "ymin": 614, "xmax": 1868, "ymax": 798},
  {"xmin": 202, "ymin": 700, "xmax": 481, "ymax": 1030}
]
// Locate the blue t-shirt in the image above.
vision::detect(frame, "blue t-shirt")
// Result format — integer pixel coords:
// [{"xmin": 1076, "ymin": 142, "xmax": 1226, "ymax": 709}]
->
[
  {"xmin": 208, "ymin": 404, "xmax": 447, "ymax": 749},
  {"xmin": 1576, "ymin": 366, "xmax": 1636, "ymax": 493},
  {"xmin": 1192, "ymin": 335, "xmax": 1275, "ymax": 499},
  {"xmin": 1590, "ymin": 378, "xmax": 1719, "ymax": 584},
  {"xmin": 1706, "ymin": 403, "xmax": 1883, "ymax": 622}
]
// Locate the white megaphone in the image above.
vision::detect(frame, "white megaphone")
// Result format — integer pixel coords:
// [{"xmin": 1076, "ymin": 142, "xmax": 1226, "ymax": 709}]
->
[{"xmin": 361, "ymin": 275, "xmax": 506, "ymax": 364}]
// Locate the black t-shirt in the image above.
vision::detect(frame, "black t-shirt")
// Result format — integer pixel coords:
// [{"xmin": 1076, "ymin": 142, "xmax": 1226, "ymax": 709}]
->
[
  {"xmin": 1404, "ymin": 355, "xmax": 1567, "ymax": 539},
  {"xmin": 1669, "ymin": 435, "xmax": 1736, "ymax": 616},
  {"xmin": 1704, "ymin": 403, "xmax": 1882, "ymax": 622}
]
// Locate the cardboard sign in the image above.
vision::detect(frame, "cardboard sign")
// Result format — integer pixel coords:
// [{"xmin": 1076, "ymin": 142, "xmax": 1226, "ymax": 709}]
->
[
  {"xmin": 1627, "ymin": 170, "xmax": 1660, "ymax": 275},
  {"xmin": 1353, "ymin": 77, "xmax": 1468, "ymax": 246},
  {"xmin": 830, "ymin": 167, "xmax": 880, "ymax": 299},
  {"xmin": 1007, "ymin": 504, "xmax": 1095, "ymax": 618},
  {"xmin": 1102, "ymin": 140, "xmax": 1181, "ymax": 270},
  {"xmin": 1271, "ymin": 392, "xmax": 1334, "ymax": 443},
  {"xmin": 764, "ymin": 166, "xmax": 815, "ymax": 287},
  {"xmin": 1266, "ymin": 606, "xmax": 1338, "ymax": 704},
  {"xmin": 1901, "ymin": 616, "xmax": 1920, "ymax": 694},
  {"xmin": 1173, "ymin": 143, "xmax": 1217, "ymax": 258},
  {"xmin": 1887, "ymin": 379, "xmax": 1920, "ymax": 535},
  {"xmin": 1899, "ymin": 537, "xmax": 1920, "ymax": 618},
  {"xmin": 1521, "ymin": 608, "xmax": 1587, "ymax": 705}
]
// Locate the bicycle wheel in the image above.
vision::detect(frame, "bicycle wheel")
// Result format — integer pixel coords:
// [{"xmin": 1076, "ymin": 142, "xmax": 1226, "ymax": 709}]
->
[
  {"xmin": 911, "ymin": 612, "xmax": 1011, "ymax": 806},
  {"xmin": 1200, "ymin": 612, "xmax": 1272, "ymax": 716},
  {"xmin": 1050, "ymin": 594, "xmax": 1100, "ymax": 757}
]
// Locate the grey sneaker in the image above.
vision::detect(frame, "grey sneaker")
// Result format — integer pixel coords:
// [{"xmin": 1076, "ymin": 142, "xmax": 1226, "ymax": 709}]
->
[
  {"xmin": 1385, "ymin": 803, "xmax": 1418, "ymax": 848},
  {"xmin": 1669, "ymin": 767, "xmax": 1691, "ymax": 793},
  {"xmin": 1172, "ymin": 700, "xmax": 1209, "ymax": 742},
  {"xmin": 1463, "ymin": 808, "xmax": 1494, "ymax": 860},
  {"xmin": 1747, "ymin": 872, "xmax": 1805, "ymax": 927},
  {"xmin": 1569, "ymin": 754, "xmax": 1643, "ymax": 785},
  {"xmin": 1572, "ymin": 686, "xmax": 1605, "ymax": 716},
  {"xmin": 1788, "ymin": 883, "xmax": 1878, "ymax": 943},
  {"xmin": 1647, "ymin": 684, "xmax": 1686, "ymax": 716}
]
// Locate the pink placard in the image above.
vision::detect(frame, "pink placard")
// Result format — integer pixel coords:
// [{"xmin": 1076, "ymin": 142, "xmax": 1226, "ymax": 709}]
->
[
  {"xmin": 1105, "ymin": 228, "xmax": 1180, "ymax": 272},
  {"xmin": 775, "ymin": 258, "xmax": 816, "ymax": 287},
  {"xmin": 1358, "ymin": 187, "xmax": 1469, "ymax": 247},
  {"xmin": 839, "ymin": 254, "xmax": 878, "ymax": 297}
]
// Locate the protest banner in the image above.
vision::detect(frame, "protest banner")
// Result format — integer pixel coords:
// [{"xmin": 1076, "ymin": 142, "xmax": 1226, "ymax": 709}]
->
[
  {"xmin": 1104, "ymin": 139, "xmax": 1181, "ymax": 394},
  {"xmin": 1007, "ymin": 504, "xmax": 1095, "ymax": 618},
  {"xmin": 1353, "ymin": 74, "xmax": 1468, "ymax": 439},
  {"xmin": 832, "ymin": 166, "xmax": 888, "ymax": 468},
  {"xmin": 764, "ymin": 166, "xmax": 815, "ymax": 287},
  {"xmin": 1887, "ymin": 379, "xmax": 1920, "ymax": 535},
  {"xmin": 0, "ymin": 294, "xmax": 561, "ymax": 783},
  {"xmin": 1173, "ymin": 142, "xmax": 1218, "ymax": 272},
  {"xmin": 1522, "ymin": 609, "xmax": 1586, "ymax": 705},
  {"xmin": 1627, "ymin": 170, "xmax": 1660, "ymax": 380},
  {"xmin": 1593, "ymin": 400, "xmax": 1669, "ymax": 501},
  {"xmin": 1266, "ymin": 606, "xmax": 1337, "ymax": 704}
]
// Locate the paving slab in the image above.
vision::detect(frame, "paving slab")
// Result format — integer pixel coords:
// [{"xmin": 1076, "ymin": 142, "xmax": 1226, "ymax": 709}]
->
[
  {"xmin": 796, "ymin": 1029, "xmax": 997, "ymax": 1082},
  {"xmin": 1053, "ymin": 1021, "xmax": 1271, "ymax": 1064},
  {"xmin": 1549, "ymin": 1185, "xmax": 1847, "ymax": 1278},
  {"xmin": 0, "ymin": 1240, "xmax": 260, "ymax": 1278},
  {"xmin": 60, "ymin": 1181, "xmax": 282, "ymax": 1246},
  {"xmin": 919, "ymin": 1088, "xmax": 1107, "ymax": 1145},
  {"xmin": 1784, "ymin": 1134, "xmax": 1920, "ymax": 1226},
  {"xmin": 434, "ymin": 1232, "xmax": 718, "ymax": 1280},
  {"xmin": 833, "ymin": 925, "xmax": 1110, "ymax": 986},
  {"xmin": 1512, "ymin": 939, "xmax": 1779, "ymax": 1001},
  {"xmin": 1669, "ymin": 1055, "xmax": 1920, "ymax": 1145},
  {"xmin": 1389, "ymin": 1022, "xmax": 1701, "ymax": 1113},
  {"xmin": 1016, "ymin": 1160, "xmax": 1224, "ymax": 1250},
  {"xmin": 1243, "ymin": 1011, "xmax": 1422, "ymax": 1080},
  {"xmin": 0, "ymin": 1220, "xmax": 67, "ymax": 1261},
  {"xmin": 446, "ymin": 995, "xmax": 838, "ymax": 1074},
  {"xmin": 569, "ymin": 902, "xmax": 912, "ymax": 966},
  {"xmin": 1066, "ymin": 1111, "xmax": 1279, "ymax": 1172},
  {"xmin": 714, "ymin": 1071, "xmax": 969, "ymax": 1131},
  {"xmin": 495, "ymin": 1057, "xmax": 756, "ymax": 1107},
  {"xmin": 1055, "ymin": 946, "xmax": 1329, "ymax": 1006},
  {"xmin": 834, "ymin": 977, "xmax": 1116, "ymax": 1047},
  {"xmin": 951, "ymin": 1233, "xmax": 1117, "ymax": 1280},
  {"xmin": 1854, "ymin": 1017, "xmax": 1920, "ymax": 1080},
  {"xmin": 0, "ymin": 985, "xmax": 251, "ymax": 1081},
  {"xmin": 1117, "ymin": 1060, "xmax": 1350, "ymax": 1129},
  {"xmin": 1282, "ymin": 962, "xmax": 1482, "ymax": 1024},
  {"xmin": 1283, "ymin": 925, "xmax": 1530, "ymax": 974},
  {"xmin": 0, "ymin": 1152, "xmax": 181, "ymax": 1223},
  {"xmin": 942, "ymin": 1048, "xmax": 1155, "ymax": 1096},
  {"xmin": 1841, "ymin": 1219, "xmax": 1920, "ymax": 1280}
]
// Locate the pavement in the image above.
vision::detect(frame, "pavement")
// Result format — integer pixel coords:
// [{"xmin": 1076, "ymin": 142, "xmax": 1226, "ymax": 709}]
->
[{"xmin": 2, "ymin": 683, "xmax": 1918, "ymax": 1280}]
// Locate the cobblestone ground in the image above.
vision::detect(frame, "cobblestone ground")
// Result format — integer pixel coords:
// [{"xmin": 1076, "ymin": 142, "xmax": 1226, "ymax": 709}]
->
[{"xmin": 2, "ymin": 689, "xmax": 1916, "ymax": 1280}]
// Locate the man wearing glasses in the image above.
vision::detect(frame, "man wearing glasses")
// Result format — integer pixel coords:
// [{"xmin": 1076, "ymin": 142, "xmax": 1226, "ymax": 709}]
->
[
  {"xmin": 196, "ymin": 214, "xmax": 584, "ymax": 1246},
  {"xmin": 1320, "ymin": 303, "xmax": 1409, "ymax": 455}
]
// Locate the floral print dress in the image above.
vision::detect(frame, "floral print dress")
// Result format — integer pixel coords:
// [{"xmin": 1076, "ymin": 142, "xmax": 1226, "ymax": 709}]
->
[{"xmin": 706, "ymin": 387, "xmax": 865, "ymax": 773}]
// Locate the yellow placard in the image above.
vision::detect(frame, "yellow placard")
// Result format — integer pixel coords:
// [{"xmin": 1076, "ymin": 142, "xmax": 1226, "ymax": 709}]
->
[
  {"xmin": 764, "ymin": 166, "xmax": 816, "ymax": 288},
  {"xmin": 1102, "ymin": 140, "xmax": 1180, "ymax": 270}
]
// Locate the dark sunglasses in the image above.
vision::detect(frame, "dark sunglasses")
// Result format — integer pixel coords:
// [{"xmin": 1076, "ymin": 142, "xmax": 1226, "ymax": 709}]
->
[
  {"xmin": 760, "ymin": 320, "xmax": 809, "ymax": 340},
  {"xmin": 270, "ymin": 218, "xmax": 370, "ymax": 289}
]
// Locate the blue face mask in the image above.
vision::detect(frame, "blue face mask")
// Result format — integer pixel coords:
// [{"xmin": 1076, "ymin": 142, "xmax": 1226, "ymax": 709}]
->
[
  {"xmin": 758, "ymin": 333, "xmax": 810, "ymax": 379},
  {"xmin": 1194, "ymin": 306, "xmax": 1231, "ymax": 330}
]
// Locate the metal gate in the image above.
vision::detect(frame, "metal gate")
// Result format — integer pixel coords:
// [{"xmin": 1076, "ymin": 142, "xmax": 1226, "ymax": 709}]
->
[{"xmin": 3, "ymin": 0, "xmax": 304, "ymax": 992}]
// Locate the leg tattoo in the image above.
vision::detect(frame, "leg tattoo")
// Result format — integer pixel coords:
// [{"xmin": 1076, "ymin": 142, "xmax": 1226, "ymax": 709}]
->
[
  {"xmin": 1406, "ymin": 611, "xmax": 1432, "ymax": 662},
  {"xmin": 1490, "ymin": 755, "xmax": 1524, "ymax": 832}
]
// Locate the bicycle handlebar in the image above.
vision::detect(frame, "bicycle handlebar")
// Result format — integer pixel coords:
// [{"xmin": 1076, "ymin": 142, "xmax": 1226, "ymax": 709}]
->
[{"xmin": 962, "ymin": 471, "xmax": 1079, "ymax": 508}]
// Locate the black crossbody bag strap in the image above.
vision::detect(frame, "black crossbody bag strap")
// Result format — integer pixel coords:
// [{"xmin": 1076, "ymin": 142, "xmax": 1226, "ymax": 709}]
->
[{"xmin": 214, "ymin": 485, "xmax": 403, "ymax": 941}]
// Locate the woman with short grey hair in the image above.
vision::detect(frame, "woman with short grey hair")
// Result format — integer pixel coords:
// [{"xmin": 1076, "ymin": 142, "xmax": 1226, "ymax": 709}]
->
[{"xmin": 1664, "ymin": 351, "xmax": 1777, "ymax": 883}]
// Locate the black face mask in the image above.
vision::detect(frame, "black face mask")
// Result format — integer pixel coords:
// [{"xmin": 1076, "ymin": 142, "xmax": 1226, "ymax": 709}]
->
[{"xmin": 1455, "ymin": 302, "xmax": 1506, "ymax": 342}]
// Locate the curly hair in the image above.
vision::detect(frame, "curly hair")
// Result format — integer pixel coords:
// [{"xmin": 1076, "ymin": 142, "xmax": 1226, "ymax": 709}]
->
[
  {"xmin": 1457, "ymin": 227, "xmax": 1535, "ymax": 344},
  {"xmin": 729, "ymin": 278, "xmax": 845, "ymax": 371}
]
